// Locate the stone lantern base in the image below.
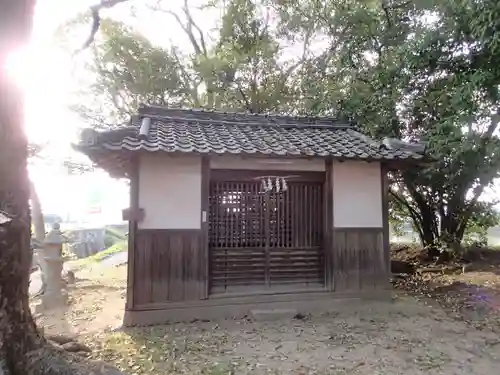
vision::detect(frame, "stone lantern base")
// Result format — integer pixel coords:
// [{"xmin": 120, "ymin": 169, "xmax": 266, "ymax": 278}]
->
[
  {"xmin": 42, "ymin": 291, "xmax": 68, "ymax": 310},
  {"xmin": 34, "ymin": 291, "xmax": 68, "ymax": 313}
]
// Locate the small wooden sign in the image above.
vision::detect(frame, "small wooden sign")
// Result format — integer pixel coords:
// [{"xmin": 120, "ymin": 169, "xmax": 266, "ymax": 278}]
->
[{"xmin": 122, "ymin": 207, "xmax": 145, "ymax": 222}]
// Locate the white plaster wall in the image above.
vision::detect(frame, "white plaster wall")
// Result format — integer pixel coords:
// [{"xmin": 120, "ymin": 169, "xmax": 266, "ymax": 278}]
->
[
  {"xmin": 210, "ymin": 155, "xmax": 325, "ymax": 171},
  {"xmin": 333, "ymin": 161, "xmax": 382, "ymax": 228},
  {"xmin": 138, "ymin": 154, "xmax": 201, "ymax": 229}
]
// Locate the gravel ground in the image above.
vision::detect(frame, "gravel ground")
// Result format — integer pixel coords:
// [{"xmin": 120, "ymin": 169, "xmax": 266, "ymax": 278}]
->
[{"xmin": 87, "ymin": 295, "xmax": 500, "ymax": 375}]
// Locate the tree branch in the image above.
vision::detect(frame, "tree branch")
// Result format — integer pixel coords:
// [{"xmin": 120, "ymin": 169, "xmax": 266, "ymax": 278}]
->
[
  {"xmin": 258, "ymin": 6, "xmax": 271, "ymax": 41},
  {"xmin": 273, "ymin": 28, "xmax": 312, "ymax": 97},
  {"xmin": 236, "ymin": 82, "xmax": 252, "ymax": 112},
  {"xmin": 170, "ymin": 47, "xmax": 201, "ymax": 107},
  {"xmin": 181, "ymin": 0, "xmax": 207, "ymax": 56},
  {"xmin": 285, "ymin": 27, "xmax": 312, "ymax": 78},
  {"xmin": 381, "ymin": 1, "xmax": 393, "ymax": 29},
  {"xmin": 389, "ymin": 189, "xmax": 425, "ymax": 240},
  {"xmin": 76, "ymin": 0, "xmax": 132, "ymax": 54},
  {"xmin": 404, "ymin": 175, "xmax": 440, "ymax": 242},
  {"xmin": 152, "ymin": 1, "xmax": 207, "ymax": 56}
]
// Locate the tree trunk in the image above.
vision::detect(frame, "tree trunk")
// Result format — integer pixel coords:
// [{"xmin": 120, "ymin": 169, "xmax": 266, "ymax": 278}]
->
[
  {"xmin": 418, "ymin": 218, "xmax": 443, "ymax": 259},
  {"xmin": 0, "ymin": 2, "xmax": 46, "ymax": 373},
  {"xmin": 30, "ymin": 180, "xmax": 47, "ymax": 293},
  {"xmin": 30, "ymin": 181, "xmax": 45, "ymax": 241},
  {"xmin": 420, "ymin": 210, "xmax": 467, "ymax": 261},
  {"xmin": 0, "ymin": 3, "xmax": 128, "ymax": 375}
]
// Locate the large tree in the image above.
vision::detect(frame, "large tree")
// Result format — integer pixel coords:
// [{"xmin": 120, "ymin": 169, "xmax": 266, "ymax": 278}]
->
[
  {"xmin": 0, "ymin": 1, "xmax": 128, "ymax": 374},
  {"xmin": 69, "ymin": 0, "xmax": 313, "ymax": 125},
  {"xmin": 0, "ymin": 2, "xmax": 46, "ymax": 372},
  {"xmin": 272, "ymin": 0, "xmax": 500, "ymax": 255}
]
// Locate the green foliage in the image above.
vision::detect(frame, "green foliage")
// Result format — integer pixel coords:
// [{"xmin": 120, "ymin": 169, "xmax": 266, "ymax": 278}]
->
[
  {"xmin": 68, "ymin": 241, "xmax": 127, "ymax": 269},
  {"xmin": 104, "ymin": 226, "xmax": 127, "ymax": 248},
  {"xmin": 274, "ymin": 0, "xmax": 500, "ymax": 251},
  {"xmin": 463, "ymin": 203, "xmax": 500, "ymax": 246},
  {"xmin": 67, "ymin": 0, "xmax": 500, "ymax": 251},
  {"xmin": 71, "ymin": 19, "xmax": 192, "ymax": 127},
  {"xmin": 70, "ymin": 0, "xmax": 308, "ymax": 122}
]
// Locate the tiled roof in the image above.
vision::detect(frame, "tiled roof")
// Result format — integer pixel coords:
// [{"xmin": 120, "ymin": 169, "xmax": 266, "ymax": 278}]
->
[{"xmin": 76, "ymin": 106, "xmax": 424, "ymax": 161}]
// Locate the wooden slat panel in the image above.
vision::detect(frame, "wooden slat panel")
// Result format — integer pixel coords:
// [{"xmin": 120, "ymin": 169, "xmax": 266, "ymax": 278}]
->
[
  {"xmin": 133, "ymin": 229, "xmax": 204, "ymax": 306},
  {"xmin": 330, "ymin": 228, "xmax": 389, "ymax": 292},
  {"xmin": 150, "ymin": 232, "xmax": 165, "ymax": 303},
  {"xmin": 211, "ymin": 279, "xmax": 267, "ymax": 286},
  {"xmin": 209, "ymin": 180, "xmax": 266, "ymax": 292},
  {"xmin": 208, "ymin": 175, "xmax": 325, "ymax": 293},
  {"xmin": 133, "ymin": 233, "xmax": 150, "ymax": 306},
  {"xmin": 211, "ymin": 274, "xmax": 265, "ymax": 282},
  {"xmin": 269, "ymin": 247, "xmax": 324, "ymax": 286},
  {"xmin": 268, "ymin": 182, "xmax": 323, "ymax": 286}
]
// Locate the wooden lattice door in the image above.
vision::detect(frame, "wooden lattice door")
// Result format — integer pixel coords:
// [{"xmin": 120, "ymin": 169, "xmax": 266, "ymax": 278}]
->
[{"xmin": 208, "ymin": 173, "xmax": 324, "ymax": 294}]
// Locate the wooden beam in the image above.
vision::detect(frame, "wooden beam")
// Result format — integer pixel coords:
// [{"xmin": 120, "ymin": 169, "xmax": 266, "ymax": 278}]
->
[
  {"xmin": 201, "ymin": 155, "xmax": 210, "ymax": 299},
  {"xmin": 324, "ymin": 159, "xmax": 333, "ymax": 290},
  {"xmin": 126, "ymin": 155, "xmax": 139, "ymax": 311},
  {"xmin": 210, "ymin": 169, "xmax": 325, "ymax": 182},
  {"xmin": 381, "ymin": 163, "xmax": 390, "ymax": 278}
]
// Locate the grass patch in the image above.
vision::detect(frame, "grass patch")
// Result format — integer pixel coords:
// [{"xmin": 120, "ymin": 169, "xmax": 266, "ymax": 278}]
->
[
  {"xmin": 88, "ymin": 241, "xmax": 127, "ymax": 262},
  {"xmin": 104, "ymin": 227, "xmax": 127, "ymax": 248},
  {"xmin": 67, "ymin": 241, "xmax": 127, "ymax": 270}
]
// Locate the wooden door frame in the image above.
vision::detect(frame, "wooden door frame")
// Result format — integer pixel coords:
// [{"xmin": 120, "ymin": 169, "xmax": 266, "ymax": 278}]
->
[
  {"xmin": 201, "ymin": 156, "xmax": 210, "ymax": 299},
  {"xmin": 264, "ymin": 193, "xmax": 271, "ymax": 288},
  {"xmin": 324, "ymin": 159, "xmax": 334, "ymax": 290},
  {"xmin": 210, "ymin": 169, "xmax": 325, "ymax": 182},
  {"xmin": 206, "ymin": 168, "xmax": 327, "ymax": 294}
]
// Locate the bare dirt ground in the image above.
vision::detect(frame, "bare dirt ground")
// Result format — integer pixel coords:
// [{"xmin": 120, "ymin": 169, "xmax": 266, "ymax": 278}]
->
[
  {"xmin": 392, "ymin": 244, "xmax": 500, "ymax": 331},
  {"xmin": 31, "ymin": 257, "xmax": 500, "ymax": 375},
  {"xmin": 87, "ymin": 296, "xmax": 500, "ymax": 375},
  {"xmin": 30, "ymin": 264, "xmax": 126, "ymax": 336}
]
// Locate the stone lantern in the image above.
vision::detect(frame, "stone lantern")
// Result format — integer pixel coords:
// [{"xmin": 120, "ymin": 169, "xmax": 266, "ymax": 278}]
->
[{"xmin": 40, "ymin": 223, "xmax": 67, "ymax": 309}]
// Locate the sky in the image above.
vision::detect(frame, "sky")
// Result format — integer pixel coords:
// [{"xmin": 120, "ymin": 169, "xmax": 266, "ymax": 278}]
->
[
  {"xmin": 5, "ymin": 0, "xmax": 127, "ymax": 225},
  {"xmin": 5, "ymin": 0, "xmax": 500, "ymax": 226},
  {"xmin": 5, "ymin": 0, "xmax": 186, "ymax": 225}
]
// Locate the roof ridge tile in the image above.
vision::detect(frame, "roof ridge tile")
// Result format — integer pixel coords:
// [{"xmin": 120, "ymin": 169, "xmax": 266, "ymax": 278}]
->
[
  {"xmin": 74, "ymin": 107, "xmax": 425, "ymax": 163},
  {"xmin": 138, "ymin": 105, "xmax": 353, "ymax": 129}
]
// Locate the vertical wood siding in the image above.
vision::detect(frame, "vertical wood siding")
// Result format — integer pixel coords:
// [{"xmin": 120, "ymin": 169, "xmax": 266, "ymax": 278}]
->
[
  {"xmin": 327, "ymin": 228, "xmax": 390, "ymax": 292},
  {"xmin": 133, "ymin": 229, "xmax": 206, "ymax": 307}
]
